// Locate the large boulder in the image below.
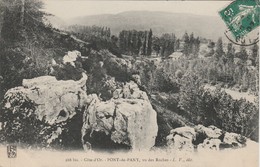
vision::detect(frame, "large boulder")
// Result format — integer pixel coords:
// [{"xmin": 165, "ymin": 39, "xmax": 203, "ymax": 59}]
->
[
  {"xmin": 166, "ymin": 126, "xmax": 195, "ymax": 151},
  {"xmin": 1, "ymin": 72, "xmax": 88, "ymax": 147},
  {"xmin": 5, "ymin": 73, "xmax": 88, "ymax": 124},
  {"xmin": 81, "ymin": 82, "xmax": 158, "ymax": 151},
  {"xmin": 112, "ymin": 81, "xmax": 148, "ymax": 100},
  {"xmin": 166, "ymin": 125, "xmax": 249, "ymax": 152},
  {"xmin": 220, "ymin": 132, "xmax": 247, "ymax": 148},
  {"xmin": 63, "ymin": 50, "xmax": 82, "ymax": 67},
  {"xmin": 197, "ymin": 138, "xmax": 221, "ymax": 151},
  {"xmin": 195, "ymin": 125, "xmax": 222, "ymax": 139}
]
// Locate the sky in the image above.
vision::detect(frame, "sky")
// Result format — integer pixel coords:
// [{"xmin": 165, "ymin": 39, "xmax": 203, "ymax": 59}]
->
[{"xmin": 43, "ymin": 0, "xmax": 231, "ymax": 20}]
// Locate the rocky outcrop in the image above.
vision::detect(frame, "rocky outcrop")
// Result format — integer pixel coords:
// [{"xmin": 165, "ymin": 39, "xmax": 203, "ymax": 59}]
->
[
  {"xmin": 1, "ymin": 51, "xmax": 158, "ymax": 150},
  {"xmin": 4, "ymin": 73, "xmax": 88, "ymax": 125},
  {"xmin": 1, "ymin": 72, "xmax": 88, "ymax": 146},
  {"xmin": 81, "ymin": 81, "xmax": 158, "ymax": 151},
  {"xmin": 112, "ymin": 81, "xmax": 148, "ymax": 100},
  {"xmin": 1, "ymin": 49, "xmax": 159, "ymax": 150},
  {"xmin": 63, "ymin": 50, "xmax": 82, "ymax": 67},
  {"xmin": 166, "ymin": 127, "xmax": 195, "ymax": 151},
  {"xmin": 166, "ymin": 125, "xmax": 247, "ymax": 152}
]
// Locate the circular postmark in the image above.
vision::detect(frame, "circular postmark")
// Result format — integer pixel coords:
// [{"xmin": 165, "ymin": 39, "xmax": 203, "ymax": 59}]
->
[
  {"xmin": 224, "ymin": 27, "xmax": 259, "ymax": 46},
  {"xmin": 219, "ymin": 0, "xmax": 260, "ymax": 46}
]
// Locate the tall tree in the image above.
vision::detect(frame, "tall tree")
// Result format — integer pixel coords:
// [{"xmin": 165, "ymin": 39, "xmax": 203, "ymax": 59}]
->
[
  {"xmin": 152, "ymin": 37, "xmax": 160, "ymax": 56},
  {"xmin": 215, "ymin": 37, "xmax": 224, "ymax": 60},
  {"xmin": 238, "ymin": 46, "xmax": 248, "ymax": 62},
  {"xmin": 194, "ymin": 37, "xmax": 200, "ymax": 56},
  {"xmin": 226, "ymin": 43, "xmax": 234, "ymax": 60},
  {"xmin": 119, "ymin": 31, "xmax": 126, "ymax": 52},
  {"xmin": 1, "ymin": 0, "xmax": 48, "ymax": 44},
  {"xmin": 142, "ymin": 31, "xmax": 147, "ymax": 55},
  {"xmin": 189, "ymin": 33, "xmax": 195, "ymax": 55},
  {"xmin": 249, "ymin": 44, "xmax": 258, "ymax": 66},
  {"xmin": 147, "ymin": 29, "xmax": 153, "ymax": 56},
  {"xmin": 182, "ymin": 32, "xmax": 189, "ymax": 56},
  {"xmin": 175, "ymin": 39, "xmax": 180, "ymax": 51}
]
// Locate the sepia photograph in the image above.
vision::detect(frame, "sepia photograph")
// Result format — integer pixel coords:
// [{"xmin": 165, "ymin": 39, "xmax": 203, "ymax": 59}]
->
[{"xmin": 0, "ymin": 0, "xmax": 259, "ymax": 167}]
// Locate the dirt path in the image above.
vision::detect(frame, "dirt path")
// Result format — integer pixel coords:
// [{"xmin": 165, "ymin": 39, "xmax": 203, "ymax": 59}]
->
[{"xmin": 204, "ymin": 84, "xmax": 258, "ymax": 103}]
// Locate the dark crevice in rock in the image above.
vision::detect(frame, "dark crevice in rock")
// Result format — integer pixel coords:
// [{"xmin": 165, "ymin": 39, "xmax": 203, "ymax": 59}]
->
[
  {"xmin": 50, "ymin": 107, "xmax": 84, "ymax": 150},
  {"xmin": 192, "ymin": 131, "xmax": 207, "ymax": 146},
  {"xmin": 218, "ymin": 132, "xmax": 226, "ymax": 142},
  {"xmin": 58, "ymin": 110, "xmax": 67, "ymax": 118},
  {"xmin": 83, "ymin": 130, "xmax": 131, "ymax": 152}
]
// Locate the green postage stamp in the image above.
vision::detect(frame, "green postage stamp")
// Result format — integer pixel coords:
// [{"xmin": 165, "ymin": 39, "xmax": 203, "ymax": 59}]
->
[{"xmin": 219, "ymin": 0, "xmax": 260, "ymax": 44}]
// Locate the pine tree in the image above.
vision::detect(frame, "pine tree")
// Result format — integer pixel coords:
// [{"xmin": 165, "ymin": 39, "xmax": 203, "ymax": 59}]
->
[
  {"xmin": 189, "ymin": 33, "xmax": 195, "ymax": 55},
  {"xmin": 137, "ymin": 33, "xmax": 142, "ymax": 55},
  {"xmin": 128, "ymin": 31, "xmax": 132, "ymax": 54},
  {"xmin": 152, "ymin": 37, "xmax": 160, "ymax": 56},
  {"xmin": 238, "ymin": 46, "xmax": 248, "ymax": 62},
  {"xmin": 132, "ymin": 30, "xmax": 138, "ymax": 55},
  {"xmin": 142, "ymin": 31, "xmax": 147, "ymax": 55},
  {"xmin": 182, "ymin": 32, "xmax": 190, "ymax": 56},
  {"xmin": 119, "ymin": 31, "xmax": 126, "ymax": 53},
  {"xmin": 249, "ymin": 44, "xmax": 258, "ymax": 66},
  {"xmin": 215, "ymin": 37, "xmax": 224, "ymax": 60},
  {"xmin": 175, "ymin": 39, "xmax": 180, "ymax": 51},
  {"xmin": 194, "ymin": 37, "xmax": 200, "ymax": 56},
  {"xmin": 226, "ymin": 43, "xmax": 234, "ymax": 60},
  {"xmin": 147, "ymin": 29, "xmax": 153, "ymax": 56},
  {"xmin": 1, "ymin": 0, "xmax": 48, "ymax": 44}
]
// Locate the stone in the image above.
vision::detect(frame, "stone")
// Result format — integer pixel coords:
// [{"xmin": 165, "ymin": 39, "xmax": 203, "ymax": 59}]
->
[
  {"xmin": 112, "ymin": 81, "xmax": 149, "ymax": 101},
  {"xmin": 222, "ymin": 132, "xmax": 247, "ymax": 148},
  {"xmin": 167, "ymin": 125, "xmax": 249, "ymax": 152},
  {"xmin": 63, "ymin": 50, "xmax": 81, "ymax": 67},
  {"xmin": 166, "ymin": 126, "xmax": 195, "ymax": 151},
  {"xmin": 197, "ymin": 138, "xmax": 221, "ymax": 151},
  {"xmin": 5, "ymin": 73, "xmax": 88, "ymax": 124},
  {"xmin": 82, "ymin": 83, "xmax": 158, "ymax": 150},
  {"xmin": 166, "ymin": 134, "xmax": 194, "ymax": 151},
  {"xmin": 170, "ymin": 126, "xmax": 196, "ymax": 139},
  {"xmin": 2, "ymin": 72, "xmax": 88, "ymax": 146},
  {"xmin": 195, "ymin": 124, "xmax": 222, "ymax": 139}
]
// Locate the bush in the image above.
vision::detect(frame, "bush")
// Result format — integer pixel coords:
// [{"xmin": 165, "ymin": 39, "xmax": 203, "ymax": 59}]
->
[
  {"xmin": 0, "ymin": 92, "xmax": 48, "ymax": 146},
  {"xmin": 178, "ymin": 73, "xmax": 259, "ymax": 141}
]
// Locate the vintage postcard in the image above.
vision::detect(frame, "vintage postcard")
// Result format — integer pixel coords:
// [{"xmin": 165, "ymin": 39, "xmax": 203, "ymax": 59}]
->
[{"xmin": 0, "ymin": 0, "xmax": 259, "ymax": 167}]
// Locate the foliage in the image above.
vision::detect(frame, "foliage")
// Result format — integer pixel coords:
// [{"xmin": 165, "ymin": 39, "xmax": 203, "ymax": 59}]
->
[
  {"xmin": 178, "ymin": 73, "xmax": 259, "ymax": 141},
  {"xmin": 0, "ymin": 92, "xmax": 48, "ymax": 146},
  {"xmin": 118, "ymin": 30, "xmax": 153, "ymax": 56},
  {"xmin": 67, "ymin": 25, "xmax": 121, "ymax": 57}
]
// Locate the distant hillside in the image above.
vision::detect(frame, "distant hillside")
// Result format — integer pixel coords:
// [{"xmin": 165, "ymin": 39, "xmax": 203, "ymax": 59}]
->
[{"xmin": 67, "ymin": 11, "xmax": 227, "ymax": 41}]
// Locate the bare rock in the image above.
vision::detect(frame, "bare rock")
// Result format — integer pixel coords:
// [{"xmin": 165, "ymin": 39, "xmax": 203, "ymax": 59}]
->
[
  {"xmin": 112, "ymin": 81, "xmax": 149, "ymax": 100},
  {"xmin": 167, "ymin": 125, "xmax": 248, "ymax": 152},
  {"xmin": 7, "ymin": 73, "xmax": 88, "ymax": 124},
  {"xmin": 82, "ymin": 82, "xmax": 158, "ymax": 151},
  {"xmin": 195, "ymin": 124, "xmax": 222, "ymax": 139},
  {"xmin": 221, "ymin": 132, "xmax": 247, "ymax": 148},
  {"xmin": 166, "ymin": 134, "xmax": 194, "ymax": 151},
  {"xmin": 169, "ymin": 126, "xmax": 196, "ymax": 139},
  {"xmin": 197, "ymin": 138, "xmax": 221, "ymax": 151},
  {"xmin": 166, "ymin": 126, "xmax": 195, "ymax": 151},
  {"xmin": 1, "ymin": 72, "xmax": 88, "ymax": 146}
]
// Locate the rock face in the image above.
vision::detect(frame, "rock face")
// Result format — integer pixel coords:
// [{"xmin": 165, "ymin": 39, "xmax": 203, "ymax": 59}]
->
[
  {"xmin": 1, "ymin": 72, "xmax": 88, "ymax": 147},
  {"xmin": 81, "ymin": 81, "xmax": 158, "ymax": 150},
  {"xmin": 166, "ymin": 127, "xmax": 195, "ymax": 151},
  {"xmin": 63, "ymin": 50, "xmax": 82, "ymax": 67},
  {"xmin": 5, "ymin": 73, "xmax": 88, "ymax": 125},
  {"xmin": 1, "ymin": 49, "xmax": 158, "ymax": 150},
  {"xmin": 166, "ymin": 125, "xmax": 247, "ymax": 152}
]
